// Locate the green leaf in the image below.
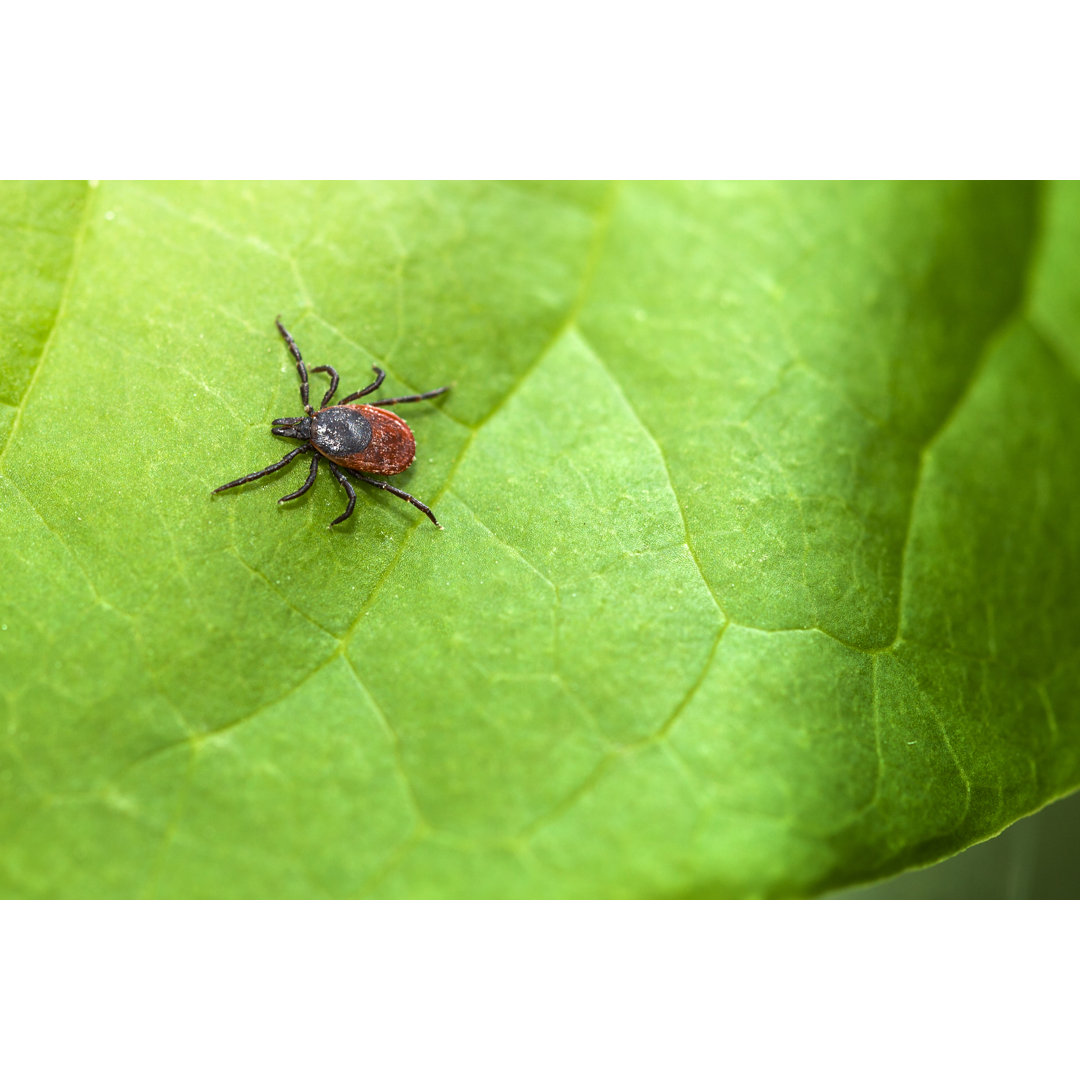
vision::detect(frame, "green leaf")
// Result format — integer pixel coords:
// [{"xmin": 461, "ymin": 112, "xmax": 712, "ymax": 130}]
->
[{"xmin": 1, "ymin": 181, "xmax": 1077, "ymax": 898}]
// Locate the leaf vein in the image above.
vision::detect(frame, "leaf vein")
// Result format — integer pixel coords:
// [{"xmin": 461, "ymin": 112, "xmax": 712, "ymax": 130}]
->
[{"xmin": 0, "ymin": 182, "xmax": 93, "ymax": 466}]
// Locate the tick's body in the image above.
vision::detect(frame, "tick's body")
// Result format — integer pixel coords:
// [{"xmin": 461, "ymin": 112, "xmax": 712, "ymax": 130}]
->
[
  {"xmin": 213, "ymin": 319, "xmax": 448, "ymax": 528},
  {"xmin": 301, "ymin": 403, "xmax": 416, "ymax": 474}
]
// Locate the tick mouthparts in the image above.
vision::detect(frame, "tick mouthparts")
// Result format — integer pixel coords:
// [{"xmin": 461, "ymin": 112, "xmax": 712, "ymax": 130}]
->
[{"xmin": 271, "ymin": 416, "xmax": 303, "ymax": 426}]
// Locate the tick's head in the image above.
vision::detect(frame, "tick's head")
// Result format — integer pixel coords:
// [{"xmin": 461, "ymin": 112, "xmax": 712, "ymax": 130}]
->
[{"xmin": 271, "ymin": 415, "xmax": 313, "ymax": 441}]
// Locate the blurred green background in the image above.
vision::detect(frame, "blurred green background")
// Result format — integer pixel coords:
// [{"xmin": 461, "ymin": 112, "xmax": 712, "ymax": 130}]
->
[{"xmin": 837, "ymin": 789, "xmax": 1080, "ymax": 898}]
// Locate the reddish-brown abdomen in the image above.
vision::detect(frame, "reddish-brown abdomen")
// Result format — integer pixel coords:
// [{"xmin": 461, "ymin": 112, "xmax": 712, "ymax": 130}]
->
[{"xmin": 328, "ymin": 403, "xmax": 416, "ymax": 475}]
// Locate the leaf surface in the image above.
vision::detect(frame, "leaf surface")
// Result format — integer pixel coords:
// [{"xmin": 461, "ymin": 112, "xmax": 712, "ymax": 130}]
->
[{"xmin": 1, "ymin": 180, "xmax": 1077, "ymax": 897}]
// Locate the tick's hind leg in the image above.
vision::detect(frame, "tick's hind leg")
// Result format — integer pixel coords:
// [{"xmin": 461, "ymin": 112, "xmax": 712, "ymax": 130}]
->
[
  {"xmin": 212, "ymin": 446, "xmax": 307, "ymax": 493},
  {"xmin": 369, "ymin": 385, "xmax": 449, "ymax": 407},
  {"xmin": 326, "ymin": 460, "xmax": 357, "ymax": 527},
  {"xmin": 353, "ymin": 472, "xmax": 442, "ymax": 529},
  {"xmin": 279, "ymin": 451, "xmax": 319, "ymax": 503}
]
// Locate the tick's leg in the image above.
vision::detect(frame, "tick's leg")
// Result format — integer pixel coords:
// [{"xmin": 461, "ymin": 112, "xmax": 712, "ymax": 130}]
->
[
  {"xmin": 326, "ymin": 461, "xmax": 357, "ymax": 526},
  {"xmin": 279, "ymin": 451, "xmax": 319, "ymax": 503},
  {"xmin": 353, "ymin": 472, "xmax": 442, "ymax": 529},
  {"xmin": 311, "ymin": 365, "xmax": 339, "ymax": 409},
  {"xmin": 369, "ymin": 386, "xmax": 449, "ymax": 407},
  {"xmin": 212, "ymin": 446, "xmax": 306, "ymax": 493},
  {"xmin": 338, "ymin": 366, "xmax": 386, "ymax": 404},
  {"xmin": 275, "ymin": 317, "xmax": 313, "ymax": 416}
]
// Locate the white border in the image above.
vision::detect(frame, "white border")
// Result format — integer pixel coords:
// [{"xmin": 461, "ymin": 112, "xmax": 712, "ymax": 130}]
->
[
  {"xmin": 2, "ymin": 903, "xmax": 1073, "ymax": 1078},
  {"xmin": 4, "ymin": 2, "xmax": 1079, "ymax": 176}
]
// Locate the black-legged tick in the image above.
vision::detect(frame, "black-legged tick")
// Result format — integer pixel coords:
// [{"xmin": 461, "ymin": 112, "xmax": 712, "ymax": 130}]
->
[{"xmin": 213, "ymin": 319, "xmax": 449, "ymax": 528}]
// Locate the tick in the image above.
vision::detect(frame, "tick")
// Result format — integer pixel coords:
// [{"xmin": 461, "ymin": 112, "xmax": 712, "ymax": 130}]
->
[{"xmin": 213, "ymin": 318, "xmax": 449, "ymax": 528}]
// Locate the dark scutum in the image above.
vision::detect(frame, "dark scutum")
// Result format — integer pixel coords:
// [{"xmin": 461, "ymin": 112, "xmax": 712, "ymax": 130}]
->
[{"xmin": 311, "ymin": 407, "xmax": 373, "ymax": 458}]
